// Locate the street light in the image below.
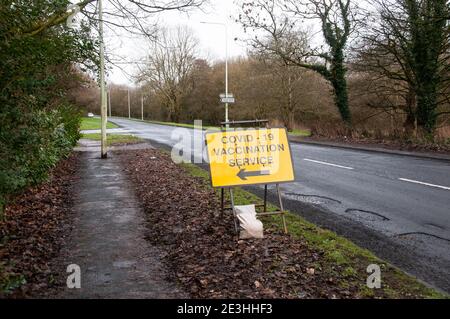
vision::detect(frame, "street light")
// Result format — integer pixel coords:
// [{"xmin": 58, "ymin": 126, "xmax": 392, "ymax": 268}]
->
[
  {"xmin": 200, "ymin": 21, "xmax": 229, "ymax": 128},
  {"xmin": 99, "ymin": 0, "xmax": 107, "ymax": 158}
]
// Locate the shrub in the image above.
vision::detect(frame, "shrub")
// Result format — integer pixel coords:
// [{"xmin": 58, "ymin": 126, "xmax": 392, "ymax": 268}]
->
[
  {"xmin": 0, "ymin": 1, "xmax": 97, "ymax": 215},
  {"xmin": 0, "ymin": 102, "xmax": 82, "ymax": 216}
]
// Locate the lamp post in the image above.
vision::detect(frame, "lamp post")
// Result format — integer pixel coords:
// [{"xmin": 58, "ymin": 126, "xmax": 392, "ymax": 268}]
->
[
  {"xmin": 200, "ymin": 21, "xmax": 229, "ymax": 128},
  {"xmin": 99, "ymin": 0, "xmax": 107, "ymax": 158}
]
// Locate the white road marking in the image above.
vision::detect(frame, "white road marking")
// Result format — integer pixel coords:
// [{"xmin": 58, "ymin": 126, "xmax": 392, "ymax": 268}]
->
[
  {"xmin": 303, "ymin": 159, "xmax": 354, "ymax": 170},
  {"xmin": 80, "ymin": 129, "xmax": 132, "ymax": 134},
  {"xmin": 398, "ymin": 178, "xmax": 450, "ymax": 191}
]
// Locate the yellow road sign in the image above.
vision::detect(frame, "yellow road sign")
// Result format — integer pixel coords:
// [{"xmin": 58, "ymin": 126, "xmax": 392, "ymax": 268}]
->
[{"xmin": 206, "ymin": 128, "xmax": 295, "ymax": 188}]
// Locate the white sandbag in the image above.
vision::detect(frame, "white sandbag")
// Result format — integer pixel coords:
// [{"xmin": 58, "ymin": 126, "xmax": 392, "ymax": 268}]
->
[{"xmin": 234, "ymin": 205, "xmax": 264, "ymax": 239}]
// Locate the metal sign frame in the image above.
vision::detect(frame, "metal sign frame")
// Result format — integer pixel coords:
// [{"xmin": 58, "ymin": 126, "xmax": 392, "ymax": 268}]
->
[
  {"xmin": 209, "ymin": 119, "xmax": 290, "ymax": 235},
  {"xmin": 222, "ymin": 185, "xmax": 288, "ymax": 235}
]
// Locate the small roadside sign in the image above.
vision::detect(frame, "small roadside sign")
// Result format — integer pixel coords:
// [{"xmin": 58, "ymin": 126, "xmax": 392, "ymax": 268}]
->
[
  {"xmin": 205, "ymin": 128, "xmax": 295, "ymax": 188},
  {"xmin": 220, "ymin": 93, "xmax": 235, "ymax": 104},
  {"xmin": 220, "ymin": 97, "xmax": 235, "ymax": 104}
]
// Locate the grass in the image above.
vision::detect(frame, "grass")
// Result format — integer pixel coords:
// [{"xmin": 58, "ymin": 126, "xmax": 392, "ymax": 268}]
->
[
  {"xmin": 119, "ymin": 118, "xmax": 312, "ymax": 137},
  {"xmin": 143, "ymin": 120, "xmax": 219, "ymax": 131},
  {"xmin": 180, "ymin": 162, "xmax": 446, "ymax": 299},
  {"xmin": 0, "ymin": 261, "xmax": 27, "ymax": 296},
  {"xmin": 81, "ymin": 133, "xmax": 141, "ymax": 146},
  {"xmin": 290, "ymin": 129, "xmax": 312, "ymax": 137},
  {"xmin": 152, "ymin": 120, "xmax": 312, "ymax": 137},
  {"xmin": 80, "ymin": 117, "xmax": 119, "ymax": 131},
  {"xmin": 149, "ymin": 120, "xmax": 313, "ymax": 137}
]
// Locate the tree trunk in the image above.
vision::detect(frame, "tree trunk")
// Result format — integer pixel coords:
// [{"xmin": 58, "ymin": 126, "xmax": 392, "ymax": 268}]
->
[
  {"xmin": 416, "ymin": 85, "xmax": 438, "ymax": 135},
  {"xmin": 284, "ymin": 74, "xmax": 295, "ymax": 132},
  {"xmin": 403, "ymin": 86, "xmax": 417, "ymax": 136},
  {"xmin": 167, "ymin": 94, "xmax": 182, "ymax": 123},
  {"xmin": 331, "ymin": 54, "xmax": 352, "ymax": 127},
  {"xmin": 403, "ymin": 112, "xmax": 416, "ymax": 136},
  {"xmin": 407, "ymin": 0, "xmax": 446, "ymax": 135},
  {"xmin": 287, "ymin": 112, "xmax": 295, "ymax": 133}
]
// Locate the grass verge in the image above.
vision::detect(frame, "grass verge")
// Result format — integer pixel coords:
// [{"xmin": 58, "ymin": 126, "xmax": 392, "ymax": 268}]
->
[
  {"xmin": 290, "ymin": 129, "xmax": 312, "ymax": 137},
  {"xmin": 80, "ymin": 117, "xmax": 118, "ymax": 130},
  {"xmin": 81, "ymin": 133, "xmax": 141, "ymax": 146},
  {"xmin": 181, "ymin": 162, "xmax": 446, "ymax": 299},
  {"xmin": 148, "ymin": 119, "xmax": 312, "ymax": 137},
  {"xmin": 142, "ymin": 119, "xmax": 219, "ymax": 131},
  {"xmin": 113, "ymin": 118, "xmax": 312, "ymax": 137}
]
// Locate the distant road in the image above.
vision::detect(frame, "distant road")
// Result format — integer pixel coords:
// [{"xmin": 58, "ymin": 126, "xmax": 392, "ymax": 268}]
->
[{"xmin": 109, "ymin": 117, "xmax": 450, "ymax": 293}]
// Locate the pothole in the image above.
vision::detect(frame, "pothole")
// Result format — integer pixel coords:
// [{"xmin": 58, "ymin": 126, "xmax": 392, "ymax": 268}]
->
[
  {"xmin": 394, "ymin": 232, "xmax": 450, "ymax": 243},
  {"xmin": 345, "ymin": 209, "xmax": 390, "ymax": 222},
  {"xmin": 284, "ymin": 193, "xmax": 342, "ymax": 206}
]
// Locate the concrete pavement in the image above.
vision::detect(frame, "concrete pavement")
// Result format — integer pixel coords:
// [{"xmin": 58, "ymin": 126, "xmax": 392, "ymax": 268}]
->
[{"xmin": 58, "ymin": 140, "xmax": 185, "ymax": 298}]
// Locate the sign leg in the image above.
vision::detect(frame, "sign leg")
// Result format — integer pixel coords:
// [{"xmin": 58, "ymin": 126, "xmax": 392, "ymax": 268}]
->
[
  {"xmin": 276, "ymin": 184, "xmax": 288, "ymax": 234},
  {"xmin": 221, "ymin": 188, "xmax": 225, "ymax": 215},
  {"xmin": 229, "ymin": 188, "xmax": 239, "ymax": 234},
  {"xmin": 264, "ymin": 185, "xmax": 268, "ymax": 213}
]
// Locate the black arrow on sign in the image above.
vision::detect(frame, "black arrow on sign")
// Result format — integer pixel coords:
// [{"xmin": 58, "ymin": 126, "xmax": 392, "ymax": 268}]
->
[{"xmin": 237, "ymin": 169, "xmax": 271, "ymax": 181}]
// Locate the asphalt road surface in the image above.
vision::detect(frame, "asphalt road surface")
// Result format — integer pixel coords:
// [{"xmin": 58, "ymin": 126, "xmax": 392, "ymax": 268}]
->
[{"xmin": 108, "ymin": 117, "xmax": 450, "ymax": 293}]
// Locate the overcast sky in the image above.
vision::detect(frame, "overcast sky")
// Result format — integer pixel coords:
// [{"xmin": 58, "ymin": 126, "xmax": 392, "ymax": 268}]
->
[{"xmin": 103, "ymin": 0, "xmax": 248, "ymax": 86}]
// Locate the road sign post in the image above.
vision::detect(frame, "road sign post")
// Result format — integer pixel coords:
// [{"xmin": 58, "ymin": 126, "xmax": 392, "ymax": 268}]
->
[{"xmin": 206, "ymin": 127, "xmax": 295, "ymax": 234}]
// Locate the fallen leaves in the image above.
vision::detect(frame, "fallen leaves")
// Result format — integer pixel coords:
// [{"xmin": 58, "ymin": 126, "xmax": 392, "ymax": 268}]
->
[
  {"xmin": 118, "ymin": 149, "xmax": 361, "ymax": 299},
  {"xmin": 306, "ymin": 268, "xmax": 315, "ymax": 275},
  {"xmin": 0, "ymin": 153, "xmax": 81, "ymax": 298}
]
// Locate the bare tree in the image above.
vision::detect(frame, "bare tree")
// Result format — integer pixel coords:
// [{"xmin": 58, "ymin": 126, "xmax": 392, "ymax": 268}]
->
[
  {"xmin": 139, "ymin": 26, "xmax": 198, "ymax": 122},
  {"xmin": 237, "ymin": 0, "xmax": 359, "ymax": 126},
  {"xmin": 250, "ymin": 49, "xmax": 306, "ymax": 131},
  {"xmin": 8, "ymin": 0, "xmax": 207, "ymax": 38}
]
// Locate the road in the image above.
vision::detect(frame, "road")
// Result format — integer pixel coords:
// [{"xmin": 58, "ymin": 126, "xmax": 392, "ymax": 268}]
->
[{"xmin": 108, "ymin": 117, "xmax": 450, "ymax": 293}]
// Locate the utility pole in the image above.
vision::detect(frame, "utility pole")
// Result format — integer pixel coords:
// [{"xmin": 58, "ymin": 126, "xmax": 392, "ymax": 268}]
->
[
  {"xmin": 128, "ymin": 89, "xmax": 131, "ymax": 119},
  {"xmin": 141, "ymin": 94, "xmax": 144, "ymax": 121},
  {"xmin": 99, "ymin": 0, "xmax": 107, "ymax": 158}
]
